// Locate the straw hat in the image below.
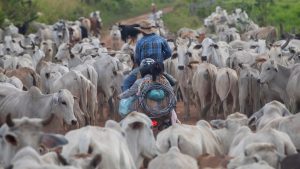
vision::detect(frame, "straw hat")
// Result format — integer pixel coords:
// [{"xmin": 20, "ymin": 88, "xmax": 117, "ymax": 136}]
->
[{"xmin": 136, "ymin": 20, "xmax": 156, "ymax": 34}]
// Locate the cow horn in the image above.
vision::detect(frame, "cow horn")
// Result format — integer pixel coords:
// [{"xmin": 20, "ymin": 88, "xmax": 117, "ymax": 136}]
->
[
  {"xmin": 19, "ymin": 41, "xmax": 26, "ymax": 49},
  {"xmin": 174, "ymin": 38, "xmax": 178, "ymax": 48},
  {"xmin": 78, "ymin": 46, "xmax": 83, "ymax": 54},
  {"xmin": 281, "ymin": 35, "xmax": 292, "ymax": 49},
  {"xmin": 187, "ymin": 37, "xmax": 192, "ymax": 47},
  {"xmin": 6, "ymin": 114, "xmax": 15, "ymax": 127},
  {"xmin": 41, "ymin": 114, "xmax": 55, "ymax": 126},
  {"xmin": 31, "ymin": 42, "xmax": 35, "ymax": 50}
]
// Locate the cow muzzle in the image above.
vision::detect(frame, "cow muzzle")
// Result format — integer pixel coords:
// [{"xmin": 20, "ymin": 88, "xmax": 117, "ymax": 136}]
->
[
  {"xmin": 178, "ymin": 65, "xmax": 184, "ymax": 70},
  {"xmin": 71, "ymin": 120, "xmax": 77, "ymax": 126},
  {"xmin": 257, "ymin": 79, "xmax": 262, "ymax": 84},
  {"xmin": 201, "ymin": 56, "xmax": 207, "ymax": 62}
]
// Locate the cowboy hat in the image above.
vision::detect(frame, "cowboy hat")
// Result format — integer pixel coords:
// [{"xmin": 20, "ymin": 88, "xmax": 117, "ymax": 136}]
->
[{"xmin": 135, "ymin": 20, "xmax": 156, "ymax": 34}]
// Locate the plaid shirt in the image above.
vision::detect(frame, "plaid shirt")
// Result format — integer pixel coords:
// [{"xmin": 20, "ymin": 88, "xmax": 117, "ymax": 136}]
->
[{"xmin": 135, "ymin": 33, "xmax": 172, "ymax": 66}]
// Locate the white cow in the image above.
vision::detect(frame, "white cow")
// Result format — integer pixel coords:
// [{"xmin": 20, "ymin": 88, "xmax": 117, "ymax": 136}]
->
[
  {"xmin": 238, "ymin": 64, "xmax": 261, "ymax": 115},
  {"xmin": 148, "ymin": 147, "xmax": 198, "ymax": 169},
  {"xmin": 249, "ymin": 101, "xmax": 300, "ymax": 150},
  {"xmin": 156, "ymin": 123, "xmax": 224, "ymax": 159},
  {"xmin": 0, "ymin": 73, "xmax": 23, "ymax": 90},
  {"xmin": 215, "ymin": 67, "xmax": 239, "ymax": 117},
  {"xmin": 48, "ymin": 70, "xmax": 96, "ymax": 125},
  {"xmin": 8, "ymin": 147, "xmax": 80, "ymax": 169},
  {"xmin": 248, "ymin": 100, "xmax": 291, "ymax": 130},
  {"xmin": 210, "ymin": 112, "xmax": 248, "ymax": 154},
  {"xmin": 229, "ymin": 127, "xmax": 297, "ymax": 157},
  {"xmin": 172, "ymin": 37, "xmax": 201, "ymax": 119},
  {"xmin": 258, "ymin": 59, "xmax": 300, "ymax": 112},
  {"xmin": 0, "ymin": 115, "xmax": 68, "ymax": 167},
  {"xmin": 228, "ymin": 142, "xmax": 283, "ymax": 169},
  {"xmin": 110, "ymin": 25, "xmax": 122, "ymax": 51},
  {"xmin": 40, "ymin": 39, "xmax": 55, "ymax": 62},
  {"xmin": 0, "ymin": 85, "xmax": 77, "ymax": 126},
  {"xmin": 201, "ymin": 37, "xmax": 229, "ymax": 67},
  {"xmin": 61, "ymin": 126, "xmax": 136, "ymax": 169},
  {"xmin": 120, "ymin": 112, "xmax": 158, "ymax": 168},
  {"xmin": 93, "ymin": 54, "xmax": 124, "ymax": 118},
  {"xmin": 229, "ymin": 158, "xmax": 275, "ymax": 169},
  {"xmin": 192, "ymin": 63, "xmax": 218, "ymax": 119}
]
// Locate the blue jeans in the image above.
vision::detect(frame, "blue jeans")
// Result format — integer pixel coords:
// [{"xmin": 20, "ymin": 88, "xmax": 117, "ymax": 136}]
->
[{"xmin": 122, "ymin": 67, "xmax": 140, "ymax": 91}]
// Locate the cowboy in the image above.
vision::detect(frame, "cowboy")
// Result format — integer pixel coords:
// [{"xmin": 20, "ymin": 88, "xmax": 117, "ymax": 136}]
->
[{"xmin": 121, "ymin": 20, "xmax": 172, "ymax": 91}]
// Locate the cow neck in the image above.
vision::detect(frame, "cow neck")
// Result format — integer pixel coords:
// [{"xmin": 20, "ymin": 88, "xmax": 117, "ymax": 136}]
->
[
  {"xmin": 33, "ymin": 93, "xmax": 56, "ymax": 118},
  {"xmin": 271, "ymin": 64, "xmax": 291, "ymax": 95}
]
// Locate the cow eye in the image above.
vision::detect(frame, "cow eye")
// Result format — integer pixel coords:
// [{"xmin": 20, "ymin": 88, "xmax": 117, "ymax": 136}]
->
[
  {"xmin": 61, "ymin": 101, "xmax": 67, "ymax": 105},
  {"xmin": 250, "ymin": 45, "xmax": 256, "ymax": 49},
  {"xmin": 266, "ymin": 68, "xmax": 271, "ymax": 70}
]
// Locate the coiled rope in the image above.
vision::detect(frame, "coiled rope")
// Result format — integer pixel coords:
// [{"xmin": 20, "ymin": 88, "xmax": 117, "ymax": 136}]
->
[{"xmin": 138, "ymin": 82, "xmax": 176, "ymax": 118}]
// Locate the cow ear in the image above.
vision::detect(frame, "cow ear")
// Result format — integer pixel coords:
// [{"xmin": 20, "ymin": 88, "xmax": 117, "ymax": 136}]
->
[
  {"xmin": 238, "ymin": 63, "xmax": 244, "ymax": 69},
  {"xmin": 244, "ymin": 149, "xmax": 249, "ymax": 156},
  {"xmin": 187, "ymin": 52, "xmax": 192, "ymax": 57},
  {"xmin": 40, "ymin": 134, "xmax": 68, "ymax": 149},
  {"xmin": 255, "ymin": 57, "xmax": 267, "ymax": 63},
  {"xmin": 5, "ymin": 133, "xmax": 18, "ymax": 146},
  {"xmin": 5, "ymin": 165, "xmax": 13, "ymax": 169},
  {"xmin": 130, "ymin": 121, "xmax": 144, "ymax": 130},
  {"xmin": 193, "ymin": 44, "xmax": 202, "ymax": 49},
  {"xmin": 171, "ymin": 53, "xmax": 178, "ymax": 59},
  {"xmin": 211, "ymin": 44, "xmax": 218, "ymax": 49},
  {"xmin": 210, "ymin": 120, "xmax": 226, "ymax": 129},
  {"xmin": 90, "ymin": 154, "xmax": 102, "ymax": 168},
  {"xmin": 113, "ymin": 70, "xmax": 117, "ymax": 76}
]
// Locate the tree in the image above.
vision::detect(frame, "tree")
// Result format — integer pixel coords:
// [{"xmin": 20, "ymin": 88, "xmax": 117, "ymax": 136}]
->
[
  {"xmin": 0, "ymin": 0, "xmax": 39, "ymax": 34},
  {"xmin": 253, "ymin": 0, "xmax": 274, "ymax": 26}
]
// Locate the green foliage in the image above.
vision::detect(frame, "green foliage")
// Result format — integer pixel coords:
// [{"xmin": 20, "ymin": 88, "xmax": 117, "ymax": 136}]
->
[
  {"xmin": 0, "ymin": 0, "xmax": 299, "ymax": 34},
  {"xmin": 0, "ymin": 0, "xmax": 39, "ymax": 27}
]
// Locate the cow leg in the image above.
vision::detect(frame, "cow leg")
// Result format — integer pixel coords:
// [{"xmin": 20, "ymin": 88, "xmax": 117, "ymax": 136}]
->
[
  {"xmin": 108, "ymin": 97, "xmax": 115, "ymax": 119},
  {"xmin": 97, "ymin": 93, "xmax": 105, "ymax": 120},
  {"xmin": 222, "ymin": 99, "xmax": 228, "ymax": 118},
  {"xmin": 200, "ymin": 95, "xmax": 209, "ymax": 119},
  {"xmin": 183, "ymin": 87, "xmax": 190, "ymax": 121},
  {"xmin": 239, "ymin": 89, "xmax": 247, "ymax": 114},
  {"xmin": 196, "ymin": 95, "xmax": 202, "ymax": 120}
]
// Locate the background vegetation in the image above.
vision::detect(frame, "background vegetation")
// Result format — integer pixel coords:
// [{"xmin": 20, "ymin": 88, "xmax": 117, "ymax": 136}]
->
[{"xmin": 0, "ymin": 0, "xmax": 299, "ymax": 34}]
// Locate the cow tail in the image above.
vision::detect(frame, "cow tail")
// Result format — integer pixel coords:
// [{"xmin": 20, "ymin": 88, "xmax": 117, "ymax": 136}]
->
[
  {"xmin": 30, "ymin": 70, "xmax": 39, "ymax": 88},
  {"xmin": 221, "ymin": 71, "xmax": 232, "ymax": 104},
  {"xmin": 76, "ymin": 72, "xmax": 87, "ymax": 114},
  {"xmin": 208, "ymin": 67, "xmax": 216, "ymax": 106}
]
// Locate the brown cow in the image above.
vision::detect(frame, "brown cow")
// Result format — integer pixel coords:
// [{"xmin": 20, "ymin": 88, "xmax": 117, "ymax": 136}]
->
[
  {"xmin": 198, "ymin": 154, "xmax": 233, "ymax": 169},
  {"xmin": 1, "ymin": 67, "xmax": 41, "ymax": 90}
]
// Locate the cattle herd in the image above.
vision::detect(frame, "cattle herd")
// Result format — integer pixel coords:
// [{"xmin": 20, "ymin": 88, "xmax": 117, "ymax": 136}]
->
[{"xmin": 0, "ymin": 5, "xmax": 299, "ymax": 169}]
